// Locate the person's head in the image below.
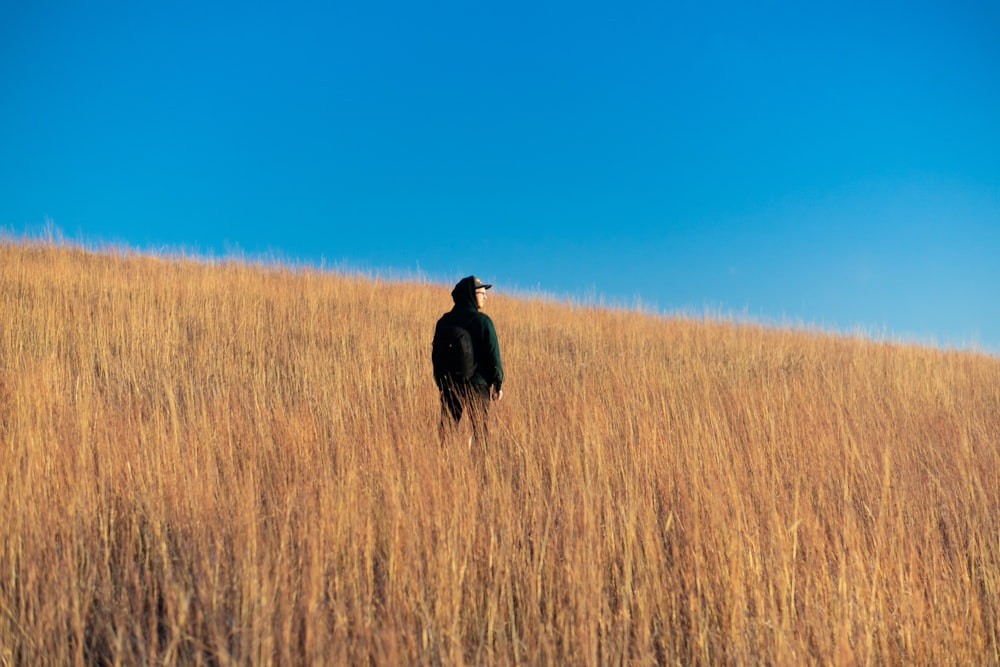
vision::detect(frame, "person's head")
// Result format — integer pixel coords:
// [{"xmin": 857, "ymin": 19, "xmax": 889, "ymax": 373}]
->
[{"xmin": 451, "ymin": 275, "xmax": 492, "ymax": 310}]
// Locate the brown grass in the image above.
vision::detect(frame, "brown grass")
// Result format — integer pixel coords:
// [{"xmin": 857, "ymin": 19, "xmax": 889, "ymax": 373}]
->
[{"xmin": 1, "ymin": 240, "xmax": 998, "ymax": 665}]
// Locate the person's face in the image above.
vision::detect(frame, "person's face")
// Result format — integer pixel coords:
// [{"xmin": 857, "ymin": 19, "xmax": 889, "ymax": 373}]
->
[{"xmin": 475, "ymin": 286, "xmax": 487, "ymax": 309}]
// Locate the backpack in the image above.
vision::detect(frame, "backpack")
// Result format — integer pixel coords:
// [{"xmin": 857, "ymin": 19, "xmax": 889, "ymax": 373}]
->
[{"xmin": 432, "ymin": 320, "xmax": 476, "ymax": 381}]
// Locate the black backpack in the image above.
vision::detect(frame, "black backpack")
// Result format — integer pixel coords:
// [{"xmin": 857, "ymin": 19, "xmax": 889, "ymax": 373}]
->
[{"xmin": 432, "ymin": 320, "xmax": 476, "ymax": 380}]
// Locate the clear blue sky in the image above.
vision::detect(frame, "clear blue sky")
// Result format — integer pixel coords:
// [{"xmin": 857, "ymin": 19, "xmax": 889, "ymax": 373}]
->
[{"xmin": 3, "ymin": 1, "xmax": 998, "ymax": 352}]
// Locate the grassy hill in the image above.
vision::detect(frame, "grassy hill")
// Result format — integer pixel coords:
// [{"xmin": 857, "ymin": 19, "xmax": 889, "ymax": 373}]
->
[{"xmin": 2, "ymin": 240, "xmax": 998, "ymax": 665}]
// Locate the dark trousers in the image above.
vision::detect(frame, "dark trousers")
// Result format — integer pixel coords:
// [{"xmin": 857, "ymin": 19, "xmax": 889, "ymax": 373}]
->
[{"xmin": 439, "ymin": 381, "xmax": 492, "ymax": 444}]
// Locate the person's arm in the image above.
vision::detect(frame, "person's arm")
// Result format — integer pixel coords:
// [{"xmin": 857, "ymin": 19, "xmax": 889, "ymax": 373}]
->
[{"xmin": 481, "ymin": 317, "xmax": 504, "ymax": 394}]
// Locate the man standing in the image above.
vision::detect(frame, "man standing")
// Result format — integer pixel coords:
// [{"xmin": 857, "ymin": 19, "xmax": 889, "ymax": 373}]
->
[{"xmin": 432, "ymin": 276, "xmax": 504, "ymax": 445}]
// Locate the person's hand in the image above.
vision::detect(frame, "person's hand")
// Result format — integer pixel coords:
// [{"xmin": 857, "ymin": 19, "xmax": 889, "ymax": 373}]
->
[{"xmin": 492, "ymin": 387, "xmax": 504, "ymax": 403}]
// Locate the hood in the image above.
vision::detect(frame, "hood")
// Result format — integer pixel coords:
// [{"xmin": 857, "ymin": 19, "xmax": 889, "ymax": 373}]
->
[{"xmin": 451, "ymin": 275, "xmax": 489, "ymax": 309}]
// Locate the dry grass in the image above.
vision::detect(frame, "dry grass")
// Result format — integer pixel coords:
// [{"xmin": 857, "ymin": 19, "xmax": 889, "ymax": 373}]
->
[{"xmin": 1, "ymin": 240, "xmax": 998, "ymax": 665}]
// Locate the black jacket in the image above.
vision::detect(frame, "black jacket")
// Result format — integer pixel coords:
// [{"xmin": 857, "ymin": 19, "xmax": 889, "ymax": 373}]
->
[{"xmin": 434, "ymin": 277, "xmax": 504, "ymax": 391}]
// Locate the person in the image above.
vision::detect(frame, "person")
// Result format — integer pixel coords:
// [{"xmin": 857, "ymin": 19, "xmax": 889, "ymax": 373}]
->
[{"xmin": 432, "ymin": 276, "xmax": 504, "ymax": 445}]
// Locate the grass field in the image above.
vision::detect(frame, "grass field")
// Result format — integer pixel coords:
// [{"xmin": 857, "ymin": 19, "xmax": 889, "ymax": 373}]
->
[{"xmin": 1, "ymin": 240, "xmax": 998, "ymax": 665}]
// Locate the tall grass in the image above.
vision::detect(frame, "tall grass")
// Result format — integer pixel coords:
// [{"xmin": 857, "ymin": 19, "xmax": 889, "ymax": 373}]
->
[{"xmin": 1, "ymin": 240, "xmax": 998, "ymax": 665}]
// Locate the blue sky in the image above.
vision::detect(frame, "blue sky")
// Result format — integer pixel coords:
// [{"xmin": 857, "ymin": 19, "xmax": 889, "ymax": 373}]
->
[{"xmin": 3, "ymin": 1, "xmax": 998, "ymax": 352}]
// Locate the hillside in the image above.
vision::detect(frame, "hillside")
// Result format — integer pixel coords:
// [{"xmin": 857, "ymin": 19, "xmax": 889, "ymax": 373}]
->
[{"xmin": 2, "ymin": 241, "xmax": 998, "ymax": 665}]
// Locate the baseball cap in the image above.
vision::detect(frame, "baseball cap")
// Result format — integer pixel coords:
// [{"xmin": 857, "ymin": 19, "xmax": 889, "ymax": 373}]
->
[{"xmin": 472, "ymin": 276, "xmax": 492, "ymax": 290}]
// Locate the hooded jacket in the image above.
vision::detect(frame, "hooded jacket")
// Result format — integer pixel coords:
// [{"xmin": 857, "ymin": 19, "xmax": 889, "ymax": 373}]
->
[{"xmin": 434, "ymin": 276, "xmax": 504, "ymax": 391}]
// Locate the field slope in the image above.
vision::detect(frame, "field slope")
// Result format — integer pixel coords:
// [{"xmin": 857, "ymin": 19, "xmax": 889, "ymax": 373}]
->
[{"xmin": 2, "ymin": 241, "xmax": 999, "ymax": 665}]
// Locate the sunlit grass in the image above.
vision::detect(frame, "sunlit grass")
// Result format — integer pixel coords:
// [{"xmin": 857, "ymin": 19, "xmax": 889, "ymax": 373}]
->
[{"xmin": 1, "ymin": 240, "xmax": 998, "ymax": 664}]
